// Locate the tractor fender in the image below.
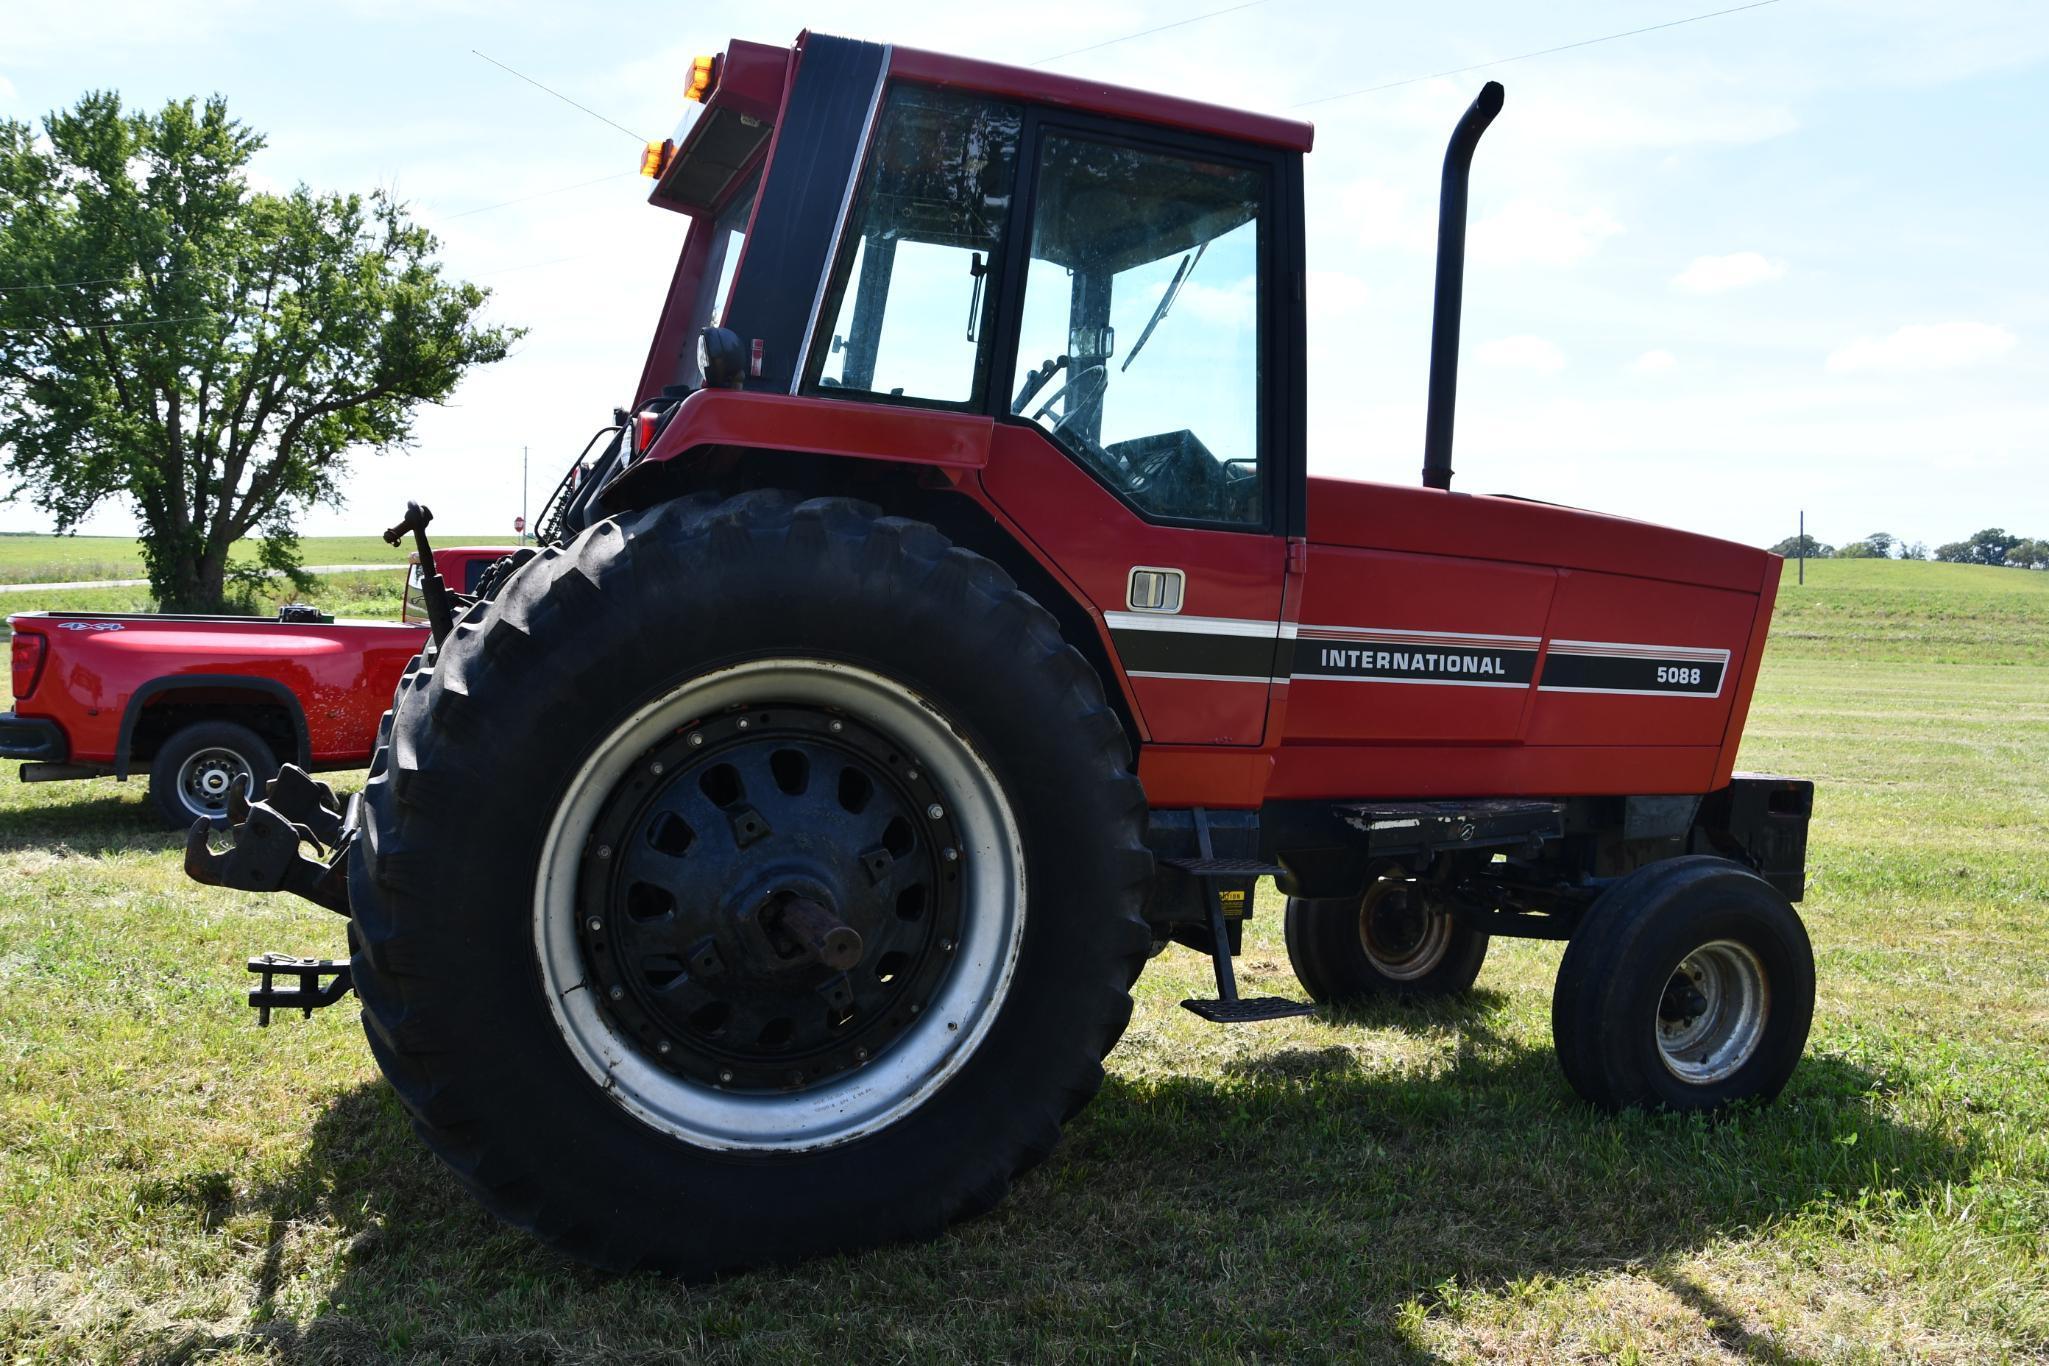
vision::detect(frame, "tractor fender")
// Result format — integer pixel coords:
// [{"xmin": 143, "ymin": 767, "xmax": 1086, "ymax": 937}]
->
[{"xmin": 623, "ymin": 388, "xmax": 992, "ymax": 482}]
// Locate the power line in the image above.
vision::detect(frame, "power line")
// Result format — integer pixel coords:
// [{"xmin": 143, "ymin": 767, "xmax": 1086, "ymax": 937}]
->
[
  {"xmin": 1291, "ymin": 0, "xmax": 1782, "ymax": 108},
  {"xmin": 435, "ymin": 172, "xmax": 636, "ymax": 221},
  {"xmin": 1034, "ymin": 0, "xmax": 1270, "ymax": 66},
  {"xmin": 471, "ymin": 49, "xmax": 649, "ymax": 145}
]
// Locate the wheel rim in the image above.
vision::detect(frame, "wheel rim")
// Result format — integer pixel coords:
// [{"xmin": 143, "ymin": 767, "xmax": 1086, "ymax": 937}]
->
[
  {"xmin": 1358, "ymin": 880, "xmax": 1453, "ymax": 980},
  {"xmin": 534, "ymin": 658, "xmax": 1026, "ymax": 1152},
  {"xmin": 177, "ymin": 746, "xmax": 251, "ymax": 818},
  {"xmin": 1655, "ymin": 939, "xmax": 1770, "ymax": 1084}
]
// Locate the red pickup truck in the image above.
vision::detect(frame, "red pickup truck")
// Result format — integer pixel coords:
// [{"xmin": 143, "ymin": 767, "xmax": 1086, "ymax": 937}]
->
[{"xmin": 3, "ymin": 546, "xmax": 510, "ymax": 827}]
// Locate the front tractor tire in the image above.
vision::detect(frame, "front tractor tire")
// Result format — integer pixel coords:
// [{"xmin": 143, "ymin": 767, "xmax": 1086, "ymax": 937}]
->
[
  {"xmin": 1552, "ymin": 856, "xmax": 1814, "ymax": 1113},
  {"xmin": 1284, "ymin": 877, "xmax": 1489, "ymax": 1004},
  {"xmin": 347, "ymin": 493, "xmax": 1152, "ymax": 1274}
]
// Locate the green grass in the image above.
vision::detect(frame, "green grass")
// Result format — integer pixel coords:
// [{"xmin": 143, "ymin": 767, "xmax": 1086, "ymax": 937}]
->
[
  {"xmin": 2, "ymin": 559, "xmax": 2046, "ymax": 1362},
  {"xmin": 0, "ymin": 532, "xmax": 501, "ymax": 585},
  {"xmin": 2, "ymin": 572, "xmax": 411, "ymax": 636}
]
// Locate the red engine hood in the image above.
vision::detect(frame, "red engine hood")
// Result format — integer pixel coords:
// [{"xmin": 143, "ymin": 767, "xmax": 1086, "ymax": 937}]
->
[{"xmin": 1305, "ymin": 477, "xmax": 1772, "ymax": 594}]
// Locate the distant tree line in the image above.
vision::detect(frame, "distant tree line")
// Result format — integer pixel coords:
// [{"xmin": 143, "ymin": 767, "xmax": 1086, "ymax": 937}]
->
[{"xmin": 1767, "ymin": 529, "xmax": 2048, "ymax": 570}]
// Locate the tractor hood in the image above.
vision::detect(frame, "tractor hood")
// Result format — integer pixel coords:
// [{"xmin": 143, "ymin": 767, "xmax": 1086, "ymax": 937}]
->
[{"xmin": 1305, "ymin": 476, "xmax": 1773, "ymax": 594}]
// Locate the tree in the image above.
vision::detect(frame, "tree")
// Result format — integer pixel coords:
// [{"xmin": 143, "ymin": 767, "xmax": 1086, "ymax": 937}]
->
[
  {"xmin": 1934, "ymin": 529, "xmax": 2023, "ymax": 567},
  {"xmin": 1838, "ymin": 531, "xmax": 1898, "ymax": 559},
  {"xmin": 2007, "ymin": 539, "xmax": 2049, "ymax": 571},
  {"xmin": 0, "ymin": 93, "xmax": 519, "ymax": 610},
  {"xmin": 1768, "ymin": 534, "xmax": 1833, "ymax": 559}
]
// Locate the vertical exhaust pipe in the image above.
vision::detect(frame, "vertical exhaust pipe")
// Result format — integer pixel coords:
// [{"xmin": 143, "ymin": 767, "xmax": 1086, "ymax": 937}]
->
[{"xmin": 1422, "ymin": 81, "xmax": 1505, "ymax": 492}]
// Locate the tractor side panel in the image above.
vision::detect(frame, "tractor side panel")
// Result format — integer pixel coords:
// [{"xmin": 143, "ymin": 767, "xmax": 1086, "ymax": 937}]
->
[
  {"xmin": 1523, "ymin": 568, "xmax": 1758, "ymax": 750},
  {"xmin": 1284, "ymin": 544, "xmax": 1556, "ymax": 744}
]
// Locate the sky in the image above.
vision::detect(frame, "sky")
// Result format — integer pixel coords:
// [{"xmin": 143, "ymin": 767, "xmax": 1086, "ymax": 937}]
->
[{"xmin": 2, "ymin": 0, "xmax": 2045, "ymax": 552}]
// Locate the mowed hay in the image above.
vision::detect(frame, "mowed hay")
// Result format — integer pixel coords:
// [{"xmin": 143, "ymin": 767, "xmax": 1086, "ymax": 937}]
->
[{"xmin": 2, "ymin": 558, "xmax": 2045, "ymax": 1363}]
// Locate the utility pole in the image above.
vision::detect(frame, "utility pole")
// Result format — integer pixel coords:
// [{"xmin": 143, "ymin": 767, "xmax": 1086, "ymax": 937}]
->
[{"xmin": 1797, "ymin": 509, "xmax": 1805, "ymax": 586}]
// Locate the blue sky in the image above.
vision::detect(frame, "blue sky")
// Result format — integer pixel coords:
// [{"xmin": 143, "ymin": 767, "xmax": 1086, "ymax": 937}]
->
[{"xmin": 2, "ymin": 0, "xmax": 2044, "ymax": 551}]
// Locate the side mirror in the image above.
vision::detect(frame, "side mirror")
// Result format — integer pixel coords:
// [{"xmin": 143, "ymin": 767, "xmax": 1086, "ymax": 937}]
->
[{"xmin": 698, "ymin": 326, "xmax": 746, "ymax": 389}]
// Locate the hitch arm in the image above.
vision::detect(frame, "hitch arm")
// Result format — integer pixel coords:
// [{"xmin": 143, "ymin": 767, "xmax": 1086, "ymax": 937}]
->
[{"xmin": 385, "ymin": 500, "xmax": 454, "ymax": 644}]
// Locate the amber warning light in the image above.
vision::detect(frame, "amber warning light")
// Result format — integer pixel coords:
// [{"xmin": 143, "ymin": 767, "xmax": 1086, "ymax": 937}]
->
[
  {"xmin": 639, "ymin": 139, "xmax": 673, "ymax": 179},
  {"xmin": 686, "ymin": 54, "xmax": 719, "ymax": 102}
]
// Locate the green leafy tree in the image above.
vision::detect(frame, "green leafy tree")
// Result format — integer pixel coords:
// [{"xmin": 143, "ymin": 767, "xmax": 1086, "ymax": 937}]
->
[
  {"xmin": 0, "ymin": 92, "xmax": 520, "ymax": 610},
  {"xmin": 2007, "ymin": 538, "xmax": 2049, "ymax": 571},
  {"xmin": 1837, "ymin": 530, "xmax": 1897, "ymax": 559},
  {"xmin": 1934, "ymin": 529, "xmax": 2023, "ymax": 567},
  {"xmin": 1768, "ymin": 534, "xmax": 1834, "ymax": 559}
]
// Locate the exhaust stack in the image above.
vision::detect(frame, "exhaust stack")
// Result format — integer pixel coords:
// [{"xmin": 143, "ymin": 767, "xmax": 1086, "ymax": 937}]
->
[{"xmin": 1421, "ymin": 81, "xmax": 1505, "ymax": 493}]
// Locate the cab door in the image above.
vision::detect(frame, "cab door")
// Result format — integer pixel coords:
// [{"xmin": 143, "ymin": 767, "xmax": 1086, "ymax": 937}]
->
[{"xmin": 978, "ymin": 115, "xmax": 1304, "ymax": 745}]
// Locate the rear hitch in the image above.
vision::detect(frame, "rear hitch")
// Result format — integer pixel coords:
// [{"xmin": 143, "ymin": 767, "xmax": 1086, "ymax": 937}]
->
[
  {"xmin": 246, "ymin": 953, "xmax": 354, "ymax": 1025},
  {"xmin": 184, "ymin": 764, "xmax": 353, "ymax": 916}
]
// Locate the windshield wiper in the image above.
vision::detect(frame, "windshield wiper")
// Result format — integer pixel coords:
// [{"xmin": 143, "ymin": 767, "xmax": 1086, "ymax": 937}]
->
[{"xmin": 1121, "ymin": 241, "xmax": 1207, "ymax": 373}]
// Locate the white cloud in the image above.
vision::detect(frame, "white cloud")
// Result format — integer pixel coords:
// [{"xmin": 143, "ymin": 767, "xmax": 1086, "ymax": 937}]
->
[
  {"xmin": 1476, "ymin": 335, "xmax": 1566, "ymax": 373},
  {"xmin": 1632, "ymin": 349, "xmax": 1678, "ymax": 374},
  {"xmin": 0, "ymin": 76, "xmax": 16, "ymax": 104},
  {"xmin": 1471, "ymin": 199, "xmax": 1623, "ymax": 269},
  {"xmin": 1825, "ymin": 321, "xmax": 2018, "ymax": 374},
  {"xmin": 1307, "ymin": 270, "xmax": 1371, "ymax": 323},
  {"xmin": 1672, "ymin": 252, "xmax": 1787, "ymax": 294}
]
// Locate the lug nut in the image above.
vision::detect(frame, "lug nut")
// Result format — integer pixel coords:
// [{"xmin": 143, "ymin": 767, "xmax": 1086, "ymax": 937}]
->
[
  {"xmin": 595, "ymin": 845, "xmax": 612, "ymax": 860},
  {"xmin": 942, "ymin": 847, "xmax": 959, "ymax": 862},
  {"xmin": 689, "ymin": 733, "xmax": 705, "ymax": 747},
  {"xmin": 829, "ymin": 720, "xmax": 844, "ymax": 733},
  {"xmin": 941, "ymin": 939, "xmax": 955, "ymax": 952},
  {"xmin": 651, "ymin": 761, "xmax": 665, "ymax": 776},
  {"xmin": 608, "ymin": 985, "xmax": 624, "ymax": 1001},
  {"xmin": 587, "ymin": 917, "xmax": 603, "ymax": 932},
  {"xmin": 854, "ymin": 1046, "xmax": 869, "ymax": 1061},
  {"xmin": 906, "ymin": 768, "xmax": 919, "ymax": 782},
  {"xmin": 926, "ymin": 803, "xmax": 943, "ymax": 819},
  {"xmin": 738, "ymin": 718, "xmax": 751, "ymax": 731},
  {"xmin": 719, "ymin": 1069, "xmax": 733, "ymax": 1084},
  {"xmin": 657, "ymin": 1039, "xmax": 672, "ymax": 1054}
]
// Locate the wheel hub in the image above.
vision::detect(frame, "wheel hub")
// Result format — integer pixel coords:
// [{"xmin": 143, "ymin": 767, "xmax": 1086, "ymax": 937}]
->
[
  {"xmin": 180, "ymin": 748, "xmax": 249, "ymax": 813},
  {"xmin": 577, "ymin": 704, "xmax": 964, "ymax": 1093},
  {"xmin": 1359, "ymin": 880, "xmax": 1453, "ymax": 979}
]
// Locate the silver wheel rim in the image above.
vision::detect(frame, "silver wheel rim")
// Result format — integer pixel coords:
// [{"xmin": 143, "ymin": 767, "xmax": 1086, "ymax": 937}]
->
[
  {"xmin": 1358, "ymin": 880, "xmax": 1453, "ymax": 981},
  {"xmin": 177, "ymin": 746, "xmax": 250, "ymax": 818},
  {"xmin": 1656, "ymin": 939, "xmax": 1770, "ymax": 1084},
  {"xmin": 534, "ymin": 658, "xmax": 1026, "ymax": 1152}
]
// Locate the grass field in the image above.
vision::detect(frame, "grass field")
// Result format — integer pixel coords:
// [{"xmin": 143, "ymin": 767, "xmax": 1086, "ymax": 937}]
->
[
  {"xmin": 2, "ymin": 559, "xmax": 2045, "ymax": 1363},
  {"xmin": 0, "ymin": 532, "xmax": 501, "ymax": 586}
]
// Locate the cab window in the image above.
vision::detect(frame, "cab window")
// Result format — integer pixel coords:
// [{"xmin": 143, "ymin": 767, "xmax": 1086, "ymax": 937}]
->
[
  {"xmin": 803, "ymin": 85, "xmax": 1023, "ymax": 407},
  {"xmin": 1011, "ymin": 135, "xmax": 1265, "ymax": 526}
]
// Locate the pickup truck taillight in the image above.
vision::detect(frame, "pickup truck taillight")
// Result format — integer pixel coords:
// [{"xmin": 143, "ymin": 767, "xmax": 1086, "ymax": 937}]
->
[{"xmin": 11, "ymin": 632, "xmax": 47, "ymax": 700}]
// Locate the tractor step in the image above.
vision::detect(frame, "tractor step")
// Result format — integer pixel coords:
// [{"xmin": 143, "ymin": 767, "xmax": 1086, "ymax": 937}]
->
[
  {"xmin": 246, "ymin": 953, "xmax": 354, "ymax": 1026},
  {"xmin": 1180, "ymin": 996, "xmax": 1318, "ymax": 1024},
  {"xmin": 1161, "ymin": 855, "xmax": 1285, "ymax": 877}
]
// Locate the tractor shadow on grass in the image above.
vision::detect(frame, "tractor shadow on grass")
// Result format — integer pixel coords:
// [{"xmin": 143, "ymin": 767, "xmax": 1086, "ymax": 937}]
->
[{"xmin": 170, "ymin": 1004, "xmax": 1977, "ymax": 1364}]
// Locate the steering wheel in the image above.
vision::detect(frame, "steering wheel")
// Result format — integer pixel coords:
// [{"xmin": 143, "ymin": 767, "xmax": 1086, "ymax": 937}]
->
[{"xmin": 1030, "ymin": 363, "xmax": 1106, "ymax": 425}]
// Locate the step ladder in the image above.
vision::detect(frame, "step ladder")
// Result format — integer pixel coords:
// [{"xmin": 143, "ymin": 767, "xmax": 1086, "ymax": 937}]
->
[{"xmin": 1171, "ymin": 809, "xmax": 1317, "ymax": 1024}]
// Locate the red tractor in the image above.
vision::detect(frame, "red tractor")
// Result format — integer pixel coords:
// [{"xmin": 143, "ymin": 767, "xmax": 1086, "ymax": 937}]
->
[{"xmin": 192, "ymin": 33, "xmax": 1816, "ymax": 1276}]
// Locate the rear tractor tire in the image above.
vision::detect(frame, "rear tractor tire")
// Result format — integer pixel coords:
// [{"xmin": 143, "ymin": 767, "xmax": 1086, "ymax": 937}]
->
[
  {"xmin": 1552, "ymin": 855, "xmax": 1814, "ymax": 1113},
  {"xmin": 149, "ymin": 720, "xmax": 278, "ymax": 830},
  {"xmin": 347, "ymin": 493, "xmax": 1153, "ymax": 1274},
  {"xmin": 1284, "ymin": 877, "xmax": 1489, "ymax": 1003}
]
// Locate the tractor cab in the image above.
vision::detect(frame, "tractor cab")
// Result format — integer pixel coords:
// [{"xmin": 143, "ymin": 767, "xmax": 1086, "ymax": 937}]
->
[{"xmin": 624, "ymin": 34, "xmax": 1310, "ymax": 538}]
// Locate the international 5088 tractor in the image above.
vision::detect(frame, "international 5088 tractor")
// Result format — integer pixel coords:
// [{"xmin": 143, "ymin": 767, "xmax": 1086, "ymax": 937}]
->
[{"xmin": 192, "ymin": 32, "xmax": 1817, "ymax": 1275}]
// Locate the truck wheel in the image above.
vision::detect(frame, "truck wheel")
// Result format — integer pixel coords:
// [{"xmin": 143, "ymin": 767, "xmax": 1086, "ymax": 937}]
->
[
  {"xmin": 1284, "ymin": 878, "xmax": 1488, "ymax": 1002},
  {"xmin": 1552, "ymin": 856, "xmax": 1813, "ymax": 1113},
  {"xmin": 149, "ymin": 721, "xmax": 278, "ymax": 830},
  {"xmin": 347, "ymin": 492, "xmax": 1152, "ymax": 1274}
]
